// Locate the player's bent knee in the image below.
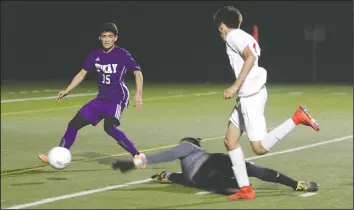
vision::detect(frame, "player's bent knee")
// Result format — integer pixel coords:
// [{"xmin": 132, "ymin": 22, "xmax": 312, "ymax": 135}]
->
[
  {"xmin": 250, "ymin": 141, "xmax": 268, "ymax": 155},
  {"xmin": 69, "ymin": 113, "xmax": 90, "ymax": 130},
  {"xmin": 103, "ymin": 117, "xmax": 120, "ymax": 133},
  {"xmin": 224, "ymin": 122, "xmax": 242, "ymax": 151},
  {"xmin": 224, "ymin": 137, "xmax": 230, "ymax": 149},
  {"xmin": 224, "ymin": 136, "xmax": 239, "ymax": 151}
]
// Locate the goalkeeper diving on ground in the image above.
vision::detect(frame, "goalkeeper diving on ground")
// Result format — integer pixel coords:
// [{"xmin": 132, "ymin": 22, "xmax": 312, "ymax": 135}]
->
[{"xmin": 112, "ymin": 137, "xmax": 319, "ymax": 194}]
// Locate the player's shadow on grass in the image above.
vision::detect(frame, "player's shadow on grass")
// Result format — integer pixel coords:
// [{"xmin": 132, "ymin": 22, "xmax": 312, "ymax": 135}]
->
[
  {"xmin": 112, "ymin": 184, "xmax": 198, "ymax": 195},
  {"xmin": 114, "ymin": 182, "xmax": 293, "ymax": 197},
  {"xmin": 113, "ymin": 183, "xmax": 232, "ymax": 196},
  {"xmin": 75, "ymin": 152, "xmax": 117, "ymax": 165},
  {"xmin": 151, "ymin": 190, "xmax": 295, "ymax": 209},
  {"xmin": 114, "ymin": 184, "xmax": 295, "ymax": 209},
  {"xmin": 10, "ymin": 178, "xmax": 68, "ymax": 186},
  {"xmin": 2, "ymin": 168, "xmax": 111, "ymax": 177},
  {"xmin": 77, "ymin": 152, "xmax": 165, "ymax": 170},
  {"xmin": 46, "ymin": 177, "xmax": 68, "ymax": 181},
  {"xmin": 11, "ymin": 182, "xmax": 45, "ymax": 187},
  {"xmin": 153, "ymin": 192, "xmax": 295, "ymax": 209},
  {"xmin": 152, "ymin": 200, "xmax": 233, "ymax": 209}
]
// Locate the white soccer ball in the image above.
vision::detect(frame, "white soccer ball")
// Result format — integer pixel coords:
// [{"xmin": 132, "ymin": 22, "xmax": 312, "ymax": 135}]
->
[{"xmin": 48, "ymin": 147, "xmax": 72, "ymax": 169}]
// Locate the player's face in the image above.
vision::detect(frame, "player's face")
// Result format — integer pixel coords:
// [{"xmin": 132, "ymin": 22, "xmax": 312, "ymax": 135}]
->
[
  {"xmin": 217, "ymin": 23, "xmax": 228, "ymax": 41},
  {"xmin": 99, "ymin": 32, "xmax": 118, "ymax": 49}
]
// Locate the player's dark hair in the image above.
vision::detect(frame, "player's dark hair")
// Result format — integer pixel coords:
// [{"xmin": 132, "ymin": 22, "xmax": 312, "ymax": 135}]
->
[
  {"xmin": 180, "ymin": 137, "xmax": 202, "ymax": 147},
  {"xmin": 213, "ymin": 5, "xmax": 242, "ymax": 29},
  {"xmin": 99, "ymin": 22, "xmax": 118, "ymax": 36}
]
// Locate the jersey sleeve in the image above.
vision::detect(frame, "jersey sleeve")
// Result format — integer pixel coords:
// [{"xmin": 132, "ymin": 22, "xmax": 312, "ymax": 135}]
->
[
  {"xmin": 145, "ymin": 143, "xmax": 196, "ymax": 164},
  {"xmin": 82, "ymin": 51, "xmax": 95, "ymax": 71},
  {"xmin": 122, "ymin": 49, "xmax": 142, "ymax": 71},
  {"xmin": 227, "ymin": 32, "xmax": 260, "ymax": 56}
]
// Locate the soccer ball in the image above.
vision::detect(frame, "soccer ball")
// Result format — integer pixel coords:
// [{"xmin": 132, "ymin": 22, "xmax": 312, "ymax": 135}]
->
[{"xmin": 48, "ymin": 147, "xmax": 72, "ymax": 169}]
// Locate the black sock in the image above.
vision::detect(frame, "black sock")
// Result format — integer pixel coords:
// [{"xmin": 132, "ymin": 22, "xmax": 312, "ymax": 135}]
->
[{"xmin": 263, "ymin": 168, "xmax": 298, "ymax": 190}]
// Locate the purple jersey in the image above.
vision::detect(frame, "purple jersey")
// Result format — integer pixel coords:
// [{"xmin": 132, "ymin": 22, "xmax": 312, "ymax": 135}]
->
[{"xmin": 82, "ymin": 46, "xmax": 141, "ymax": 106}]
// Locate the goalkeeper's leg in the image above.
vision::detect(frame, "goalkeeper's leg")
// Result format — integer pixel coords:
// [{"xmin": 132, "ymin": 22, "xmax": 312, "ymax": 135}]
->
[
  {"xmin": 246, "ymin": 161, "xmax": 319, "ymax": 192},
  {"xmin": 151, "ymin": 171, "xmax": 195, "ymax": 187}
]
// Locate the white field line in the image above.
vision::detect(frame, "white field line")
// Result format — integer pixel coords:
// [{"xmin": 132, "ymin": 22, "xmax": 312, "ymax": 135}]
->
[
  {"xmin": 5, "ymin": 89, "xmax": 92, "ymax": 94},
  {"xmin": 1, "ymin": 91, "xmax": 219, "ymax": 104},
  {"xmin": 1, "ymin": 92, "xmax": 218, "ymax": 116},
  {"xmin": 44, "ymin": 89, "xmax": 61, "ymax": 92},
  {"xmin": 331, "ymin": 92, "xmax": 347, "ymax": 96},
  {"xmin": 195, "ymin": 191, "xmax": 211, "ymax": 195},
  {"xmin": 299, "ymin": 192, "xmax": 317, "ymax": 197},
  {"xmin": 5, "ymin": 134, "xmax": 352, "ymax": 209},
  {"xmin": 1, "ymin": 93, "xmax": 99, "ymax": 103},
  {"xmin": 287, "ymin": 92, "xmax": 304, "ymax": 95}
]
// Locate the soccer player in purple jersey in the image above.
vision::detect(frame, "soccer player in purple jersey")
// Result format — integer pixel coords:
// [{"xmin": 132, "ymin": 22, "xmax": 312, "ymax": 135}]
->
[{"xmin": 38, "ymin": 22, "xmax": 145, "ymax": 163}]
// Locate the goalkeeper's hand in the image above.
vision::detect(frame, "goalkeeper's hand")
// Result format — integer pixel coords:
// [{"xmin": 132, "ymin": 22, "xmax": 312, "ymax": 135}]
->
[{"xmin": 150, "ymin": 171, "xmax": 171, "ymax": 183}]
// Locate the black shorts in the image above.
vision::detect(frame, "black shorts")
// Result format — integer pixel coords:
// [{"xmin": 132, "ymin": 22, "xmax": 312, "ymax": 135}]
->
[
  {"xmin": 192, "ymin": 153, "xmax": 238, "ymax": 190},
  {"xmin": 191, "ymin": 153, "xmax": 266, "ymax": 190}
]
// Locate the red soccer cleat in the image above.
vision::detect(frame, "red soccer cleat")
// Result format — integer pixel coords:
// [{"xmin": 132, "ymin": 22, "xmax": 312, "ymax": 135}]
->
[
  {"xmin": 292, "ymin": 106, "xmax": 320, "ymax": 131},
  {"xmin": 227, "ymin": 185, "xmax": 256, "ymax": 200}
]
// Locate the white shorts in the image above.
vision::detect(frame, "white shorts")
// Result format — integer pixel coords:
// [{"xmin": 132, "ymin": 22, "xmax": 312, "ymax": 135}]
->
[{"xmin": 229, "ymin": 86, "xmax": 268, "ymax": 141}]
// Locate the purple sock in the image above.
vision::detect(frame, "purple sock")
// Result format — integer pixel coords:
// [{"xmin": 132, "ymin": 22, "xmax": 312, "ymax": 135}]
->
[
  {"xmin": 59, "ymin": 124, "xmax": 78, "ymax": 149},
  {"xmin": 106, "ymin": 127, "xmax": 140, "ymax": 156}
]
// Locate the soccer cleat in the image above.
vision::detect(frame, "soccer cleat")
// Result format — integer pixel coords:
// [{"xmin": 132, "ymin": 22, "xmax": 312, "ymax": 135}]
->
[
  {"xmin": 134, "ymin": 153, "xmax": 146, "ymax": 169},
  {"xmin": 38, "ymin": 153, "xmax": 49, "ymax": 164},
  {"xmin": 227, "ymin": 185, "xmax": 256, "ymax": 200},
  {"xmin": 292, "ymin": 106, "xmax": 320, "ymax": 131},
  {"xmin": 151, "ymin": 171, "xmax": 170, "ymax": 183},
  {"xmin": 295, "ymin": 181, "xmax": 319, "ymax": 192}
]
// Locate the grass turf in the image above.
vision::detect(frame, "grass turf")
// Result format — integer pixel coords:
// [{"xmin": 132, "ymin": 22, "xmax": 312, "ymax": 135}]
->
[{"xmin": 1, "ymin": 82, "xmax": 353, "ymax": 208}]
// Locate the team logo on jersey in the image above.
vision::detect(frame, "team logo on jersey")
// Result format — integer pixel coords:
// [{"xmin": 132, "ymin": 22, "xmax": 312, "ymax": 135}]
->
[{"xmin": 95, "ymin": 57, "xmax": 100, "ymax": 62}]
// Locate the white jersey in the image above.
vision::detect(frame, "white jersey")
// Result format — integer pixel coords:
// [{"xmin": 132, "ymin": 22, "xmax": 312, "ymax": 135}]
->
[{"xmin": 225, "ymin": 29, "xmax": 267, "ymax": 97}]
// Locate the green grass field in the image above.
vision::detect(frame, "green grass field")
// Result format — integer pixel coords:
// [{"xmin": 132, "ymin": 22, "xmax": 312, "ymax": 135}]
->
[{"xmin": 1, "ymin": 82, "xmax": 353, "ymax": 209}]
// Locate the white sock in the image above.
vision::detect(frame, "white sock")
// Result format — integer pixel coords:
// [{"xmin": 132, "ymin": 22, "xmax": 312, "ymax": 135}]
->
[
  {"xmin": 261, "ymin": 118, "xmax": 296, "ymax": 151},
  {"xmin": 228, "ymin": 147, "xmax": 250, "ymax": 187}
]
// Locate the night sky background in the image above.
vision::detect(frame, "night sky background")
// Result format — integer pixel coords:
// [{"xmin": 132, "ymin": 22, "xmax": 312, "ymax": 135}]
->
[{"xmin": 1, "ymin": 1, "xmax": 353, "ymax": 83}]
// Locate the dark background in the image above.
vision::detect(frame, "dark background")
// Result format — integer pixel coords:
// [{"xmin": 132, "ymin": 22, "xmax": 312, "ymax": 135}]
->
[{"xmin": 1, "ymin": 1, "xmax": 353, "ymax": 83}]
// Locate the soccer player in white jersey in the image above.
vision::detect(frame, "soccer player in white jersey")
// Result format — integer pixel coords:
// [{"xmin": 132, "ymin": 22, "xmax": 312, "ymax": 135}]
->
[{"xmin": 213, "ymin": 6, "xmax": 320, "ymax": 200}]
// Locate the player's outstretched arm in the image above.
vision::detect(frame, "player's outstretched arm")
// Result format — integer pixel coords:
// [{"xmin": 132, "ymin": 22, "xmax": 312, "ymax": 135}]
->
[
  {"xmin": 112, "ymin": 143, "xmax": 196, "ymax": 172},
  {"xmin": 224, "ymin": 47, "xmax": 256, "ymax": 99},
  {"xmin": 144, "ymin": 143, "xmax": 195, "ymax": 164},
  {"xmin": 56, "ymin": 69, "xmax": 87, "ymax": 101},
  {"xmin": 133, "ymin": 70, "xmax": 143, "ymax": 108}
]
